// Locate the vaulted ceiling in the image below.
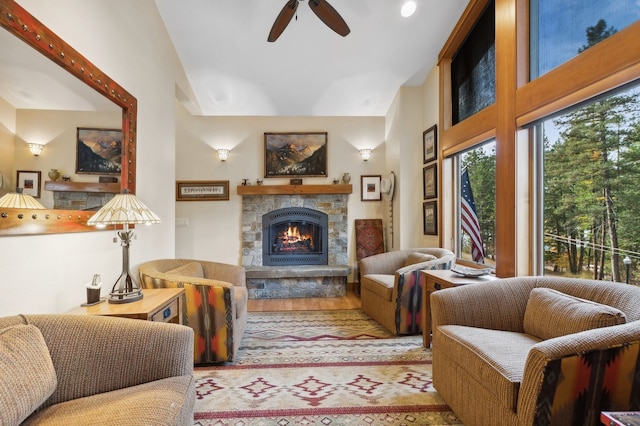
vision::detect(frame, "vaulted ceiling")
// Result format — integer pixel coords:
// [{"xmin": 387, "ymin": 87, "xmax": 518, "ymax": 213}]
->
[{"xmin": 154, "ymin": 0, "xmax": 469, "ymax": 117}]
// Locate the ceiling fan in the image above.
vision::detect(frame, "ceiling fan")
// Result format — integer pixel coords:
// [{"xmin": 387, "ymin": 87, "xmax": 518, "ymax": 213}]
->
[{"xmin": 268, "ymin": 0, "xmax": 351, "ymax": 42}]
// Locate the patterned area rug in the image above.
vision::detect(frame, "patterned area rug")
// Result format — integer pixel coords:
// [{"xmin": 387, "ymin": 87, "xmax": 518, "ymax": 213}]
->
[{"xmin": 194, "ymin": 310, "xmax": 462, "ymax": 425}]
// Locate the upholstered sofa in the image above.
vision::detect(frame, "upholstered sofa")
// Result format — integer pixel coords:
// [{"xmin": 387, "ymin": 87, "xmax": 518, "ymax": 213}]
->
[
  {"xmin": 139, "ymin": 258, "xmax": 248, "ymax": 364},
  {"xmin": 431, "ymin": 276, "xmax": 640, "ymax": 426},
  {"xmin": 0, "ymin": 314, "xmax": 194, "ymax": 425},
  {"xmin": 360, "ymin": 248, "xmax": 455, "ymax": 334}
]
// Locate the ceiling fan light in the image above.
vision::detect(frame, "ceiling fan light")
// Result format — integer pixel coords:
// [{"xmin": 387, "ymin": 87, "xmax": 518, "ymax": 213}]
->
[{"xmin": 401, "ymin": 1, "xmax": 417, "ymax": 18}]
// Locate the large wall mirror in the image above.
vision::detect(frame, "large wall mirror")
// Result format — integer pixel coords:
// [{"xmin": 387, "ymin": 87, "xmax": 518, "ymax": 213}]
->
[{"xmin": 0, "ymin": 0, "xmax": 136, "ymax": 236}]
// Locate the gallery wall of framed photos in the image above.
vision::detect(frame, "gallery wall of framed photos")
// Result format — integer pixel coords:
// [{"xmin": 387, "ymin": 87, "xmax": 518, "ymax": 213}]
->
[{"xmin": 422, "ymin": 124, "xmax": 438, "ymax": 235}]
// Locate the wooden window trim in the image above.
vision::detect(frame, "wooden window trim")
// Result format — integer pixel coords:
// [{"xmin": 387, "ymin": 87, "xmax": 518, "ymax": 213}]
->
[{"xmin": 439, "ymin": 0, "xmax": 640, "ymax": 277}]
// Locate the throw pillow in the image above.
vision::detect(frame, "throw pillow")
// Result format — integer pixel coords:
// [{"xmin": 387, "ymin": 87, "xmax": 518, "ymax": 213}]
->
[
  {"xmin": 523, "ymin": 287, "xmax": 626, "ymax": 340},
  {"xmin": 0, "ymin": 324, "xmax": 57, "ymax": 425},
  {"xmin": 166, "ymin": 261, "xmax": 204, "ymax": 278},
  {"xmin": 404, "ymin": 252, "xmax": 437, "ymax": 267}
]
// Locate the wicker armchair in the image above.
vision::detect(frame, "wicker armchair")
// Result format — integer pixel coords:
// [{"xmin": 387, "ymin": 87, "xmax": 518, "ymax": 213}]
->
[
  {"xmin": 431, "ymin": 276, "xmax": 640, "ymax": 425},
  {"xmin": 139, "ymin": 259, "xmax": 248, "ymax": 364},
  {"xmin": 0, "ymin": 314, "xmax": 194, "ymax": 425},
  {"xmin": 359, "ymin": 248, "xmax": 455, "ymax": 334}
]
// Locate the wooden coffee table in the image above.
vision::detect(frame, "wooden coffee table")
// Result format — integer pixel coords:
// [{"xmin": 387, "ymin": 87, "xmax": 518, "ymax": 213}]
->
[
  {"xmin": 421, "ymin": 269, "xmax": 497, "ymax": 347},
  {"xmin": 70, "ymin": 288, "xmax": 184, "ymax": 325}
]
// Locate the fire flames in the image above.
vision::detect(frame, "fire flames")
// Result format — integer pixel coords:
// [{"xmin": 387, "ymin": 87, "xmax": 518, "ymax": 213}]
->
[{"xmin": 274, "ymin": 225, "xmax": 315, "ymax": 252}]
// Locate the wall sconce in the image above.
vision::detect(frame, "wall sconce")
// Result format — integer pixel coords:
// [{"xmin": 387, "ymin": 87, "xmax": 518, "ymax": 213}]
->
[
  {"xmin": 217, "ymin": 148, "xmax": 230, "ymax": 161},
  {"xmin": 29, "ymin": 143, "xmax": 44, "ymax": 156},
  {"xmin": 359, "ymin": 148, "xmax": 372, "ymax": 161}
]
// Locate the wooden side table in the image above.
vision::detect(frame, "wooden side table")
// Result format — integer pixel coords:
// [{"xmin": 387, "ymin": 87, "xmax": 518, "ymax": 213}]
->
[
  {"xmin": 421, "ymin": 269, "xmax": 498, "ymax": 348},
  {"xmin": 70, "ymin": 288, "xmax": 185, "ymax": 325}
]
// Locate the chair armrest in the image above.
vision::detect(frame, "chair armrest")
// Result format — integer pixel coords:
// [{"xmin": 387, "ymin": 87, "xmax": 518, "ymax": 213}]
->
[
  {"xmin": 517, "ymin": 322, "xmax": 640, "ymax": 425},
  {"xmin": 24, "ymin": 314, "xmax": 193, "ymax": 407},
  {"xmin": 430, "ymin": 278, "xmax": 535, "ymax": 332}
]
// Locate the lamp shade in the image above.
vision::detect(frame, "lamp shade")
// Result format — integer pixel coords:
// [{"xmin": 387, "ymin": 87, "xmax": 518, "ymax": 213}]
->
[
  {"xmin": 88, "ymin": 192, "xmax": 160, "ymax": 225},
  {"xmin": 0, "ymin": 189, "xmax": 45, "ymax": 209}
]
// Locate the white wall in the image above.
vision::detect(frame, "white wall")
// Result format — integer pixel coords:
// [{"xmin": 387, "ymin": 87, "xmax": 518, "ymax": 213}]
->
[
  {"xmin": 0, "ymin": 0, "xmax": 179, "ymax": 316},
  {"xmin": 174, "ymin": 104, "xmax": 388, "ymax": 281}
]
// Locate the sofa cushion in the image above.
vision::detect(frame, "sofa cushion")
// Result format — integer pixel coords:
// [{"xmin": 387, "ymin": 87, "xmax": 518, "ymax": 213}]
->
[
  {"xmin": 437, "ymin": 325, "xmax": 541, "ymax": 412},
  {"xmin": 404, "ymin": 252, "xmax": 437, "ymax": 267},
  {"xmin": 166, "ymin": 261, "xmax": 204, "ymax": 279},
  {"xmin": 22, "ymin": 375, "xmax": 194, "ymax": 425},
  {"xmin": 362, "ymin": 274, "xmax": 395, "ymax": 301},
  {"xmin": 0, "ymin": 324, "xmax": 57, "ymax": 425},
  {"xmin": 523, "ymin": 288, "xmax": 626, "ymax": 340}
]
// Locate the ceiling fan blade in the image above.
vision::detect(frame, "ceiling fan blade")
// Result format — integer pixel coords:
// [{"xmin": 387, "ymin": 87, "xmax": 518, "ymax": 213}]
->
[
  {"xmin": 268, "ymin": 0, "xmax": 299, "ymax": 42},
  {"xmin": 308, "ymin": 0, "xmax": 351, "ymax": 37}
]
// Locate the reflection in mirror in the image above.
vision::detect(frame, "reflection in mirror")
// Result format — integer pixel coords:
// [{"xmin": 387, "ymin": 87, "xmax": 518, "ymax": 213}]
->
[{"xmin": 0, "ymin": 0, "xmax": 137, "ymax": 236}]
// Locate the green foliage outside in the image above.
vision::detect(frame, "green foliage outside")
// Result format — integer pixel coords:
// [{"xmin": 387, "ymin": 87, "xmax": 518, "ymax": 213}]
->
[
  {"xmin": 544, "ymin": 20, "xmax": 640, "ymax": 284},
  {"xmin": 460, "ymin": 20, "xmax": 640, "ymax": 283}
]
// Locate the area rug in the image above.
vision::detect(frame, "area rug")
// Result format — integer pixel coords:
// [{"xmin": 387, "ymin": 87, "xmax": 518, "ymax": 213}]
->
[{"xmin": 194, "ymin": 310, "xmax": 462, "ymax": 425}]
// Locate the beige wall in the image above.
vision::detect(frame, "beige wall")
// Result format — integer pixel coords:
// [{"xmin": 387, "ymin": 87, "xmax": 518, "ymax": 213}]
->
[
  {"xmin": 384, "ymin": 67, "xmax": 441, "ymax": 251},
  {"xmin": 0, "ymin": 98, "xmax": 15, "ymax": 195},
  {"xmin": 174, "ymin": 106, "xmax": 388, "ymax": 281}
]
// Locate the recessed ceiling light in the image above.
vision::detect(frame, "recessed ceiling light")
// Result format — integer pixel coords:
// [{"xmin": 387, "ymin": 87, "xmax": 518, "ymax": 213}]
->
[{"xmin": 401, "ymin": 1, "xmax": 417, "ymax": 18}]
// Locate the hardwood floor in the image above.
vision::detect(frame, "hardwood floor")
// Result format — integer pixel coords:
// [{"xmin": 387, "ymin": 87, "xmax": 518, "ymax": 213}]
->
[{"xmin": 247, "ymin": 291, "xmax": 361, "ymax": 312}]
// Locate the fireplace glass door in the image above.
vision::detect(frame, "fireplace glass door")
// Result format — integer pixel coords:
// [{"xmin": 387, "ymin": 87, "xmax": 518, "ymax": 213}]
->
[{"xmin": 262, "ymin": 208, "xmax": 328, "ymax": 265}]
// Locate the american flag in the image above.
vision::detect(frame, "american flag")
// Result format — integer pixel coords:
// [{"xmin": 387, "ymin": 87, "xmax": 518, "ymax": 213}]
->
[{"xmin": 461, "ymin": 168, "xmax": 485, "ymax": 263}]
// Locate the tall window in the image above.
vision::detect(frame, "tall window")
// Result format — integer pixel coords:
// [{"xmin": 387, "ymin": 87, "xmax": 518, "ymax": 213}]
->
[
  {"xmin": 530, "ymin": 0, "xmax": 640, "ymax": 79},
  {"xmin": 457, "ymin": 140, "xmax": 496, "ymax": 266},
  {"xmin": 451, "ymin": 0, "xmax": 495, "ymax": 124},
  {"xmin": 540, "ymin": 82, "xmax": 640, "ymax": 283},
  {"xmin": 440, "ymin": 0, "xmax": 639, "ymax": 277}
]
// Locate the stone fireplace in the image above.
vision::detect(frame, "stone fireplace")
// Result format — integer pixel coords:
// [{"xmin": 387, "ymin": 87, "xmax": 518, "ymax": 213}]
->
[
  {"xmin": 239, "ymin": 187, "xmax": 351, "ymax": 298},
  {"xmin": 241, "ymin": 193, "xmax": 348, "ymax": 267}
]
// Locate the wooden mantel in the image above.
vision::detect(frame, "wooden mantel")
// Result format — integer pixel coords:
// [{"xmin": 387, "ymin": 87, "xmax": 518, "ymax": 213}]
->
[
  {"xmin": 44, "ymin": 181, "xmax": 121, "ymax": 193},
  {"xmin": 237, "ymin": 184, "xmax": 352, "ymax": 196}
]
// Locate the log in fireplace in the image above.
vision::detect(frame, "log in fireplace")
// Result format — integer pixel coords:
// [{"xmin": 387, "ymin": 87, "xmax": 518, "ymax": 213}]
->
[{"xmin": 262, "ymin": 207, "xmax": 328, "ymax": 266}]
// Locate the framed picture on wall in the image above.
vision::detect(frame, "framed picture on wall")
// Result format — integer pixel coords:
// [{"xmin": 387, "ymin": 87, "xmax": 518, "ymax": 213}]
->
[
  {"xmin": 264, "ymin": 132, "xmax": 328, "ymax": 178},
  {"xmin": 16, "ymin": 170, "xmax": 41, "ymax": 198},
  {"xmin": 176, "ymin": 180, "xmax": 230, "ymax": 201},
  {"xmin": 76, "ymin": 127, "xmax": 122, "ymax": 175},
  {"xmin": 361, "ymin": 175, "xmax": 382, "ymax": 201},
  {"xmin": 423, "ymin": 124, "xmax": 437, "ymax": 163},
  {"xmin": 423, "ymin": 200, "xmax": 438, "ymax": 235},
  {"xmin": 423, "ymin": 163, "xmax": 437, "ymax": 199}
]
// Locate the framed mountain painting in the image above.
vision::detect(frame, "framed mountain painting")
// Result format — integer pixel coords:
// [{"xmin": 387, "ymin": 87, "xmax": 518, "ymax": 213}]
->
[{"xmin": 264, "ymin": 132, "xmax": 327, "ymax": 178}]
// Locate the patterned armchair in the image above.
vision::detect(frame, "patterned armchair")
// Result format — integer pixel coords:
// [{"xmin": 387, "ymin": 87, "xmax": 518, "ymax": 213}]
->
[
  {"xmin": 359, "ymin": 248, "xmax": 455, "ymax": 334},
  {"xmin": 139, "ymin": 259, "xmax": 247, "ymax": 364}
]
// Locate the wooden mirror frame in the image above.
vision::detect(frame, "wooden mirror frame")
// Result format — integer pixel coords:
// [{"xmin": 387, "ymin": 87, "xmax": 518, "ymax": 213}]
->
[{"xmin": 0, "ymin": 0, "xmax": 136, "ymax": 236}]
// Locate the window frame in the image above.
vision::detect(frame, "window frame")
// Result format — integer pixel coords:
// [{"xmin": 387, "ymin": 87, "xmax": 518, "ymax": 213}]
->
[{"xmin": 438, "ymin": 0, "xmax": 640, "ymax": 277}]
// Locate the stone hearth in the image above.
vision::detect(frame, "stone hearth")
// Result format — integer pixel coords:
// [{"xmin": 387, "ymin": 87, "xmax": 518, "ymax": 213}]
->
[{"xmin": 245, "ymin": 265, "xmax": 349, "ymax": 299}]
